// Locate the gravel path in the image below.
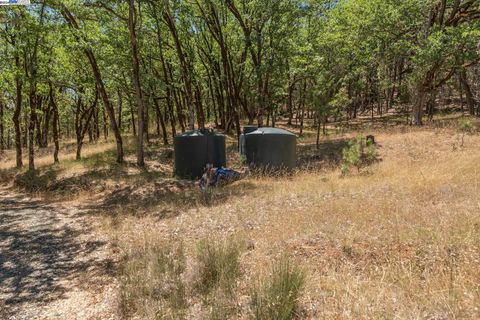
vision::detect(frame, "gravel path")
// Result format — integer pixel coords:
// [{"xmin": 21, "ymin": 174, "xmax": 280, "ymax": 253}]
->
[{"xmin": 0, "ymin": 188, "xmax": 118, "ymax": 319}]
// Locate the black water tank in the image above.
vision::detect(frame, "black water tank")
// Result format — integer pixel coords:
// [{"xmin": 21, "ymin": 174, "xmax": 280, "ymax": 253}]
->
[
  {"xmin": 245, "ymin": 127, "xmax": 296, "ymax": 170},
  {"xmin": 174, "ymin": 130, "xmax": 226, "ymax": 179},
  {"xmin": 240, "ymin": 125, "xmax": 258, "ymax": 156}
]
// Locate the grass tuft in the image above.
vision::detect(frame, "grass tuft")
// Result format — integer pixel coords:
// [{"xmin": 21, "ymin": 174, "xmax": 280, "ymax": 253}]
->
[
  {"xmin": 119, "ymin": 239, "xmax": 186, "ymax": 319},
  {"xmin": 251, "ymin": 257, "xmax": 305, "ymax": 320},
  {"xmin": 195, "ymin": 238, "xmax": 242, "ymax": 296}
]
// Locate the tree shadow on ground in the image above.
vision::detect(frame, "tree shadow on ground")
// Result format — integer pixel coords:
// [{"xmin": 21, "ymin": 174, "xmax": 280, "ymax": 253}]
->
[
  {"xmin": 297, "ymin": 138, "xmax": 350, "ymax": 170},
  {"xmin": 80, "ymin": 179, "xmax": 258, "ymax": 219},
  {"xmin": 0, "ymin": 191, "xmax": 114, "ymax": 318},
  {"xmin": 9, "ymin": 158, "xmax": 172, "ymax": 197}
]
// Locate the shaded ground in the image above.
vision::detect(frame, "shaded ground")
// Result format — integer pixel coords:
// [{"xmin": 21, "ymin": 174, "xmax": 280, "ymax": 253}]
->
[{"xmin": 0, "ymin": 188, "xmax": 118, "ymax": 320}]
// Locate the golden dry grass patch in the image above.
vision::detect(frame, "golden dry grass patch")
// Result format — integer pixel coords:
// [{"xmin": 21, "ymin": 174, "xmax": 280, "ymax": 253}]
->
[{"xmin": 107, "ymin": 128, "xmax": 480, "ymax": 319}]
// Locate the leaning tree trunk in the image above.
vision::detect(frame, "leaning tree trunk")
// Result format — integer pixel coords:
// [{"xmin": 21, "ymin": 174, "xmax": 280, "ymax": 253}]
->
[{"xmin": 117, "ymin": 89, "xmax": 123, "ymax": 131}]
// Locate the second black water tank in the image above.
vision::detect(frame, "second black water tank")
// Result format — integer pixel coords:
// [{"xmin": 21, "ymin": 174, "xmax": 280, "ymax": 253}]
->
[{"xmin": 245, "ymin": 127, "xmax": 296, "ymax": 170}]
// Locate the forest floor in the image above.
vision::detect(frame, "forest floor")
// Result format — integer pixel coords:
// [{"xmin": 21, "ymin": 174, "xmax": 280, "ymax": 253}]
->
[{"xmin": 1, "ymin": 113, "xmax": 480, "ymax": 319}]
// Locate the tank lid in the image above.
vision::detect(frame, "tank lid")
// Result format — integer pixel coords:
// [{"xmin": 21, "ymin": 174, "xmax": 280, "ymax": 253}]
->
[
  {"xmin": 176, "ymin": 130, "xmax": 205, "ymax": 137},
  {"xmin": 246, "ymin": 127, "xmax": 296, "ymax": 136},
  {"xmin": 176, "ymin": 129, "xmax": 224, "ymax": 137}
]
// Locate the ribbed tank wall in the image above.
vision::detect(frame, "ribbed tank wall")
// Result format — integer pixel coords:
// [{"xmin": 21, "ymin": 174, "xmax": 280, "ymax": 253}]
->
[
  {"xmin": 207, "ymin": 134, "xmax": 226, "ymax": 168},
  {"xmin": 174, "ymin": 130, "xmax": 226, "ymax": 179},
  {"xmin": 245, "ymin": 128, "xmax": 296, "ymax": 170}
]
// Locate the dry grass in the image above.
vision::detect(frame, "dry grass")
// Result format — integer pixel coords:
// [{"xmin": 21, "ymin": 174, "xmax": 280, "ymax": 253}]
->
[
  {"xmin": 106, "ymin": 125, "xmax": 480, "ymax": 319},
  {"xmin": 251, "ymin": 257, "xmax": 305, "ymax": 320},
  {"xmin": 195, "ymin": 238, "xmax": 242, "ymax": 296},
  {"xmin": 2, "ymin": 116, "xmax": 480, "ymax": 319},
  {"xmin": 0, "ymin": 140, "xmax": 116, "ymax": 171},
  {"xmin": 116, "ymin": 229, "xmax": 187, "ymax": 319}
]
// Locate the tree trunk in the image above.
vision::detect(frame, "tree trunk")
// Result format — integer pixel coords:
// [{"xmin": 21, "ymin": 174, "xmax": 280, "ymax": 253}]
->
[
  {"xmin": 287, "ymin": 79, "xmax": 294, "ymax": 125},
  {"xmin": 117, "ymin": 89, "xmax": 123, "ymax": 131},
  {"xmin": 28, "ymin": 94, "xmax": 37, "ymax": 171},
  {"xmin": 13, "ymin": 35, "xmax": 23, "ymax": 167},
  {"xmin": 299, "ymin": 80, "xmax": 306, "ymax": 136},
  {"xmin": 129, "ymin": 0, "xmax": 145, "ymax": 166},
  {"xmin": 0, "ymin": 100, "xmax": 4, "ymax": 152},
  {"xmin": 458, "ymin": 74, "xmax": 465, "ymax": 115},
  {"xmin": 194, "ymin": 85, "xmax": 205, "ymax": 129},
  {"xmin": 75, "ymin": 91, "xmax": 97, "ymax": 160},
  {"xmin": 412, "ymin": 83, "xmax": 426, "ymax": 125},
  {"xmin": 316, "ymin": 113, "xmax": 321, "ymax": 150},
  {"xmin": 459, "ymin": 69, "xmax": 476, "ymax": 116},
  {"xmin": 153, "ymin": 98, "xmax": 169, "ymax": 145},
  {"xmin": 129, "ymin": 97, "xmax": 136, "ymax": 136},
  {"xmin": 50, "ymin": 84, "xmax": 60, "ymax": 163},
  {"xmin": 103, "ymin": 106, "xmax": 108, "ymax": 140}
]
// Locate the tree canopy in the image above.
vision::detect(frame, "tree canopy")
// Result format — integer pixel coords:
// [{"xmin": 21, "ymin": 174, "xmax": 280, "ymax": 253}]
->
[{"xmin": 1, "ymin": 0, "xmax": 479, "ymax": 167}]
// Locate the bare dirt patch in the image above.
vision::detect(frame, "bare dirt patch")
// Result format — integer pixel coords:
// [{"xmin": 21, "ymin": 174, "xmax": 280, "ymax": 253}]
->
[{"xmin": 0, "ymin": 188, "xmax": 119, "ymax": 320}]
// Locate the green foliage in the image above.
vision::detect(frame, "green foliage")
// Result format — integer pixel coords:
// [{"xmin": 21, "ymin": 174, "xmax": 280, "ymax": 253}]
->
[
  {"xmin": 195, "ymin": 238, "xmax": 242, "ymax": 296},
  {"xmin": 459, "ymin": 118, "xmax": 475, "ymax": 133},
  {"xmin": 251, "ymin": 257, "xmax": 305, "ymax": 320},
  {"xmin": 341, "ymin": 136, "xmax": 377, "ymax": 174}
]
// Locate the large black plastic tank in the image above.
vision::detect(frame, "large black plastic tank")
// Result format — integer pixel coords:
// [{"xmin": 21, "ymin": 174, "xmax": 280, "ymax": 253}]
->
[
  {"xmin": 239, "ymin": 125, "xmax": 258, "ymax": 156},
  {"xmin": 174, "ymin": 130, "xmax": 226, "ymax": 179},
  {"xmin": 245, "ymin": 127, "xmax": 296, "ymax": 170}
]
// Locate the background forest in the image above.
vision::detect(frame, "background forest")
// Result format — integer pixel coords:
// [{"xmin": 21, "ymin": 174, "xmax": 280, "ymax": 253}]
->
[
  {"xmin": 2, "ymin": 1, "xmax": 480, "ymax": 319},
  {"xmin": 1, "ymin": 0, "xmax": 479, "ymax": 168}
]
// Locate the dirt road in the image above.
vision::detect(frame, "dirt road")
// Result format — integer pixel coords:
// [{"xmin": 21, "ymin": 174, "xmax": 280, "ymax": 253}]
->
[{"xmin": 0, "ymin": 188, "xmax": 118, "ymax": 319}]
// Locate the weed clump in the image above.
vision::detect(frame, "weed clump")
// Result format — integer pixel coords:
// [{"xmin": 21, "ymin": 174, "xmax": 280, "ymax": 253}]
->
[
  {"xmin": 195, "ymin": 238, "xmax": 242, "ymax": 295},
  {"xmin": 251, "ymin": 258, "xmax": 305, "ymax": 320},
  {"xmin": 119, "ymin": 241, "xmax": 186, "ymax": 319}
]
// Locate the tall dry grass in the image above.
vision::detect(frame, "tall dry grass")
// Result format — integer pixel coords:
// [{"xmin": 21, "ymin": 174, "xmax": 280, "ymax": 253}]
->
[
  {"xmin": 108, "ymin": 127, "xmax": 480, "ymax": 319},
  {"xmin": 3, "ymin": 119, "xmax": 478, "ymax": 319}
]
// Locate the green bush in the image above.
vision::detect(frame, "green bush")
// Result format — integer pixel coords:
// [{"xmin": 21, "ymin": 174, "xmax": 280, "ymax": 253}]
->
[
  {"xmin": 251, "ymin": 258, "xmax": 305, "ymax": 320},
  {"xmin": 341, "ymin": 136, "xmax": 377, "ymax": 174}
]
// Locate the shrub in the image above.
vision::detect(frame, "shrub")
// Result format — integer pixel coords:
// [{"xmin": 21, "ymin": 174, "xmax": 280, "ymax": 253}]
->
[
  {"xmin": 341, "ymin": 136, "xmax": 377, "ymax": 174},
  {"xmin": 251, "ymin": 258, "xmax": 305, "ymax": 320},
  {"xmin": 195, "ymin": 238, "xmax": 241, "ymax": 295}
]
